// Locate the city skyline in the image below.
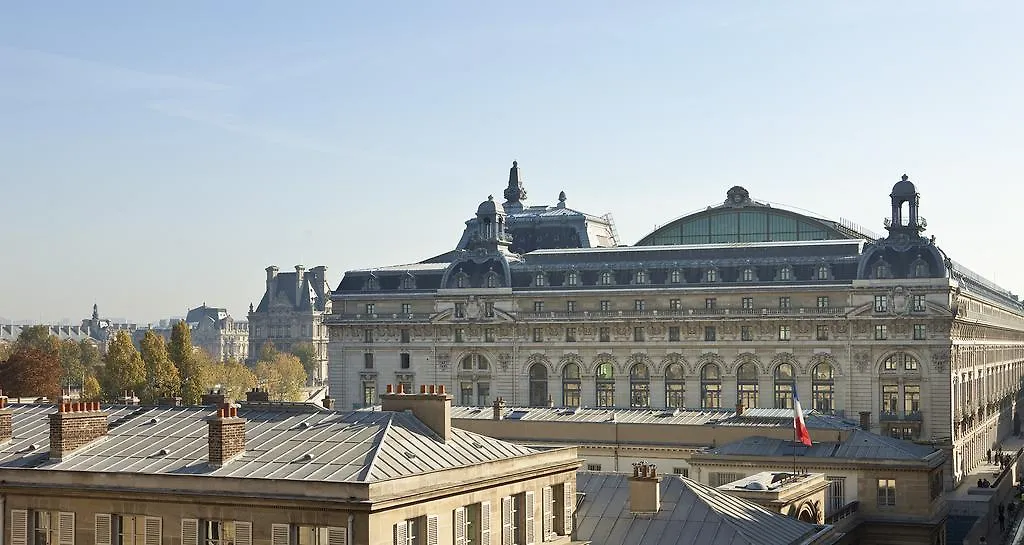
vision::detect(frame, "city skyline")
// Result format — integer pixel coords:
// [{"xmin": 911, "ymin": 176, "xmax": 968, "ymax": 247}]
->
[{"xmin": 2, "ymin": 2, "xmax": 1023, "ymax": 323}]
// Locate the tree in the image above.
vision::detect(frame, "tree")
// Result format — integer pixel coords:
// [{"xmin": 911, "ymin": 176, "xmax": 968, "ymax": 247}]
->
[
  {"xmin": 168, "ymin": 321, "xmax": 193, "ymax": 370},
  {"xmin": 255, "ymin": 353, "xmax": 306, "ymax": 401},
  {"xmin": 207, "ymin": 358, "xmax": 256, "ymax": 402},
  {"xmin": 0, "ymin": 343, "xmax": 10, "ymax": 362},
  {"xmin": 289, "ymin": 342, "xmax": 318, "ymax": 382},
  {"xmin": 179, "ymin": 348, "xmax": 210, "ymax": 405},
  {"xmin": 79, "ymin": 340, "xmax": 102, "ymax": 371},
  {"xmin": 15, "ymin": 325, "xmax": 59, "ymax": 355},
  {"xmin": 258, "ymin": 340, "xmax": 278, "ymax": 363},
  {"xmin": 58, "ymin": 338, "xmax": 85, "ymax": 390},
  {"xmin": 140, "ymin": 330, "xmax": 180, "ymax": 402},
  {"xmin": 103, "ymin": 330, "xmax": 145, "ymax": 399},
  {"xmin": 81, "ymin": 374, "xmax": 102, "ymax": 402},
  {"xmin": 0, "ymin": 346, "xmax": 61, "ymax": 399}
]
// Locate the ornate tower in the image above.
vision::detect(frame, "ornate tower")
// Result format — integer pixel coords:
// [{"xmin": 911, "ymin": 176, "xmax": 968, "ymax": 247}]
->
[
  {"xmin": 886, "ymin": 174, "xmax": 924, "ymax": 234},
  {"xmin": 502, "ymin": 161, "xmax": 527, "ymax": 214}
]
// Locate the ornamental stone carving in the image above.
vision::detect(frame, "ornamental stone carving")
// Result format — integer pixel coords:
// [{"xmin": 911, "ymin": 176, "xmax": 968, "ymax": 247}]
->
[
  {"xmin": 626, "ymin": 353, "xmax": 654, "ymax": 372},
  {"xmin": 796, "ymin": 321, "xmax": 811, "ymax": 334},
  {"xmin": 559, "ymin": 353, "xmax": 584, "ymax": 373},
  {"xmin": 697, "ymin": 352, "xmax": 725, "ymax": 373},
  {"xmin": 592, "ymin": 352, "xmax": 619, "ymax": 374},
  {"xmin": 770, "ymin": 352, "xmax": 798, "ymax": 374},
  {"xmin": 833, "ymin": 322, "xmax": 849, "ymax": 334},
  {"xmin": 649, "ymin": 323, "xmax": 665, "ymax": 336},
  {"xmin": 498, "ymin": 353, "xmax": 512, "ymax": 372},
  {"xmin": 660, "ymin": 353, "xmax": 690, "ymax": 375},
  {"xmin": 931, "ymin": 348, "xmax": 951, "ymax": 373},
  {"xmin": 732, "ymin": 352, "xmax": 764, "ymax": 374},
  {"xmin": 808, "ymin": 353, "xmax": 842, "ymax": 376},
  {"xmin": 854, "ymin": 351, "xmax": 871, "ymax": 373},
  {"xmin": 525, "ymin": 353, "xmax": 552, "ymax": 372},
  {"xmin": 614, "ymin": 325, "xmax": 631, "ymax": 337},
  {"xmin": 890, "ymin": 286, "xmax": 911, "ymax": 315}
]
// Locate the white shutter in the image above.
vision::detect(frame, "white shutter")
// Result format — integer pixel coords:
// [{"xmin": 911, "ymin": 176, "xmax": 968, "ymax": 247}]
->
[
  {"xmin": 94, "ymin": 514, "xmax": 112, "ymax": 545},
  {"xmin": 181, "ymin": 519, "xmax": 199, "ymax": 545},
  {"xmin": 524, "ymin": 492, "xmax": 535, "ymax": 545},
  {"xmin": 479, "ymin": 502, "xmax": 491, "ymax": 545},
  {"xmin": 541, "ymin": 487, "xmax": 553, "ymax": 540},
  {"xmin": 234, "ymin": 522, "xmax": 252, "ymax": 545},
  {"xmin": 58, "ymin": 512, "xmax": 75, "ymax": 545},
  {"xmin": 425, "ymin": 516, "xmax": 438, "ymax": 545},
  {"xmin": 144, "ymin": 517, "xmax": 162, "ymax": 545},
  {"xmin": 11, "ymin": 509, "xmax": 29, "ymax": 545},
  {"xmin": 501, "ymin": 497, "xmax": 513, "ymax": 545},
  {"xmin": 563, "ymin": 481, "xmax": 574, "ymax": 535},
  {"xmin": 393, "ymin": 522, "xmax": 407, "ymax": 545},
  {"xmin": 326, "ymin": 526, "xmax": 347, "ymax": 545},
  {"xmin": 453, "ymin": 508, "xmax": 466, "ymax": 545},
  {"xmin": 271, "ymin": 524, "xmax": 291, "ymax": 545}
]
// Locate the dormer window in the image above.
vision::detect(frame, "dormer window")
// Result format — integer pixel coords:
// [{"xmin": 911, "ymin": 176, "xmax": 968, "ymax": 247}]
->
[
  {"xmin": 454, "ymin": 272, "xmax": 469, "ymax": 288},
  {"xmin": 635, "ymin": 270, "xmax": 647, "ymax": 284},
  {"xmin": 912, "ymin": 261, "xmax": 929, "ymax": 278},
  {"xmin": 670, "ymin": 269, "xmax": 681, "ymax": 284},
  {"xmin": 566, "ymin": 270, "xmax": 579, "ymax": 286},
  {"xmin": 778, "ymin": 266, "xmax": 793, "ymax": 281},
  {"xmin": 485, "ymin": 273, "xmax": 497, "ymax": 288},
  {"xmin": 400, "ymin": 275, "xmax": 416, "ymax": 290},
  {"xmin": 364, "ymin": 276, "xmax": 379, "ymax": 291},
  {"xmin": 816, "ymin": 265, "xmax": 830, "ymax": 280},
  {"xmin": 534, "ymin": 272, "xmax": 547, "ymax": 287},
  {"xmin": 599, "ymin": 271, "xmax": 613, "ymax": 286},
  {"xmin": 705, "ymin": 268, "xmax": 718, "ymax": 283},
  {"xmin": 741, "ymin": 268, "xmax": 754, "ymax": 282},
  {"xmin": 875, "ymin": 262, "xmax": 891, "ymax": 279}
]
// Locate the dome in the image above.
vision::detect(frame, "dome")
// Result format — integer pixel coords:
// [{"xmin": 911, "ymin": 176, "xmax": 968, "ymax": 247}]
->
[
  {"xmin": 891, "ymin": 174, "xmax": 917, "ymax": 197},
  {"xmin": 477, "ymin": 195, "xmax": 497, "ymax": 216}
]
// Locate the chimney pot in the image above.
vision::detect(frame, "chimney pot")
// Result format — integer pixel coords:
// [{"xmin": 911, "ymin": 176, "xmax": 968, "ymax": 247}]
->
[
  {"xmin": 420, "ymin": 385, "xmax": 427, "ymax": 394},
  {"xmin": 859, "ymin": 411, "xmax": 871, "ymax": 431},
  {"xmin": 49, "ymin": 402, "xmax": 108, "ymax": 460},
  {"xmin": 207, "ymin": 406, "xmax": 246, "ymax": 467},
  {"xmin": 629, "ymin": 461, "xmax": 662, "ymax": 514},
  {"xmin": 380, "ymin": 385, "xmax": 453, "ymax": 442},
  {"xmin": 429, "ymin": 385, "xmax": 436, "ymax": 395},
  {"xmin": 386, "ymin": 384, "xmax": 394, "ymax": 394},
  {"xmin": 439, "ymin": 385, "xmax": 446, "ymax": 395}
]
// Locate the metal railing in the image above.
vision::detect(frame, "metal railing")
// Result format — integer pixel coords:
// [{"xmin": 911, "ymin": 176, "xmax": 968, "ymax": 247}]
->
[{"xmin": 825, "ymin": 501, "xmax": 859, "ymax": 524}]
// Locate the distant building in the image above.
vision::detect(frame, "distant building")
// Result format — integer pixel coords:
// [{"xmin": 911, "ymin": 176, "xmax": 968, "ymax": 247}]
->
[
  {"xmin": 186, "ymin": 304, "xmax": 248, "ymax": 361},
  {"xmin": 248, "ymin": 265, "xmax": 331, "ymax": 382},
  {"xmin": 0, "ymin": 304, "xmax": 137, "ymax": 353}
]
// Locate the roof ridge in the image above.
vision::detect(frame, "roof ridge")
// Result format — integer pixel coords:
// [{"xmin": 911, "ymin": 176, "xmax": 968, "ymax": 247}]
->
[
  {"xmin": 358, "ymin": 412, "xmax": 393, "ymax": 482},
  {"xmin": 679, "ymin": 476, "xmax": 816, "ymax": 545}
]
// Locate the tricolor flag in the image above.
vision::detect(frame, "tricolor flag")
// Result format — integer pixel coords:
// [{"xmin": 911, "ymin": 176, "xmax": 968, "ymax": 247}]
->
[{"xmin": 793, "ymin": 390, "xmax": 812, "ymax": 446}]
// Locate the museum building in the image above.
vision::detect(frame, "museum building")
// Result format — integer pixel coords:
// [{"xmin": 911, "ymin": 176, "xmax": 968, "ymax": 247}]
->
[{"xmin": 327, "ymin": 162, "xmax": 1024, "ymax": 486}]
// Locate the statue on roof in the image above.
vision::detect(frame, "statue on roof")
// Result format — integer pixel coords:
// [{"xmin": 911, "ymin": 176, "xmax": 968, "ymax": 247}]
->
[{"xmin": 503, "ymin": 160, "xmax": 527, "ymax": 204}]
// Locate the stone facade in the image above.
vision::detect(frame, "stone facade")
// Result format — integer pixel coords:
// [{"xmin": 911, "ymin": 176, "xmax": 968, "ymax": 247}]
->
[
  {"xmin": 186, "ymin": 304, "xmax": 249, "ymax": 362},
  {"xmin": 48, "ymin": 402, "xmax": 107, "ymax": 460},
  {"xmin": 327, "ymin": 166, "xmax": 1024, "ymax": 491},
  {"xmin": 248, "ymin": 265, "xmax": 331, "ymax": 383}
]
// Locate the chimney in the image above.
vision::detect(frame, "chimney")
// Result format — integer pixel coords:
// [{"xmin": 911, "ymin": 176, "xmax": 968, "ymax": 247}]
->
[
  {"xmin": 207, "ymin": 403, "xmax": 246, "ymax": 467},
  {"xmin": 547, "ymin": 395, "xmax": 554, "ymax": 408},
  {"xmin": 735, "ymin": 401, "xmax": 745, "ymax": 416},
  {"xmin": 245, "ymin": 388, "xmax": 269, "ymax": 403},
  {"xmin": 158, "ymin": 397, "xmax": 183, "ymax": 407},
  {"xmin": 0, "ymin": 393, "xmax": 11, "ymax": 444},
  {"xmin": 266, "ymin": 266, "xmax": 279, "ymax": 303},
  {"xmin": 493, "ymin": 397, "xmax": 507, "ymax": 420},
  {"xmin": 322, "ymin": 395, "xmax": 335, "ymax": 410},
  {"xmin": 295, "ymin": 265, "xmax": 306, "ymax": 306},
  {"xmin": 202, "ymin": 388, "xmax": 227, "ymax": 406},
  {"xmin": 629, "ymin": 462, "xmax": 662, "ymax": 514},
  {"xmin": 381, "ymin": 384, "xmax": 453, "ymax": 442},
  {"xmin": 49, "ymin": 402, "xmax": 108, "ymax": 460},
  {"xmin": 859, "ymin": 411, "xmax": 871, "ymax": 431}
]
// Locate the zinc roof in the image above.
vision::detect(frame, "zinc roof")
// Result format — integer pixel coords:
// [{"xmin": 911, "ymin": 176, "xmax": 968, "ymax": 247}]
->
[
  {"xmin": 0, "ymin": 404, "xmax": 538, "ymax": 482},
  {"xmin": 576, "ymin": 472, "xmax": 827, "ymax": 545},
  {"xmin": 703, "ymin": 430, "xmax": 939, "ymax": 461}
]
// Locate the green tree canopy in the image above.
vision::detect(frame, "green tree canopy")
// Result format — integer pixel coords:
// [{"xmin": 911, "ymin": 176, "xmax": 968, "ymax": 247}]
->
[
  {"xmin": 140, "ymin": 330, "xmax": 180, "ymax": 402},
  {"xmin": 258, "ymin": 340, "xmax": 278, "ymax": 363},
  {"xmin": 179, "ymin": 348, "xmax": 210, "ymax": 405},
  {"xmin": 58, "ymin": 338, "xmax": 86, "ymax": 389},
  {"xmin": 81, "ymin": 374, "xmax": 102, "ymax": 402},
  {"xmin": 79, "ymin": 340, "xmax": 102, "ymax": 371},
  {"xmin": 0, "ymin": 346, "xmax": 61, "ymax": 399},
  {"xmin": 103, "ymin": 330, "xmax": 146, "ymax": 399},
  {"xmin": 255, "ymin": 353, "xmax": 306, "ymax": 401},
  {"xmin": 168, "ymin": 321, "xmax": 193, "ymax": 370},
  {"xmin": 15, "ymin": 325, "xmax": 59, "ymax": 355},
  {"xmin": 289, "ymin": 342, "xmax": 318, "ymax": 380},
  {"xmin": 207, "ymin": 358, "xmax": 257, "ymax": 402}
]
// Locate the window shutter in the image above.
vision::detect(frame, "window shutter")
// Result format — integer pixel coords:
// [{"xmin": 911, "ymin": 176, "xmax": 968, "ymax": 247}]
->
[
  {"xmin": 501, "ymin": 497, "xmax": 513, "ymax": 545},
  {"xmin": 425, "ymin": 516, "xmax": 438, "ymax": 545},
  {"xmin": 181, "ymin": 519, "xmax": 199, "ymax": 545},
  {"xmin": 271, "ymin": 524, "xmax": 291, "ymax": 545},
  {"xmin": 541, "ymin": 487, "xmax": 553, "ymax": 540},
  {"xmin": 453, "ymin": 508, "xmax": 466, "ymax": 545},
  {"xmin": 144, "ymin": 517, "xmax": 162, "ymax": 545},
  {"xmin": 393, "ymin": 522, "xmax": 407, "ymax": 545},
  {"xmin": 94, "ymin": 514, "xmax": 112, "ymax": 545},
  {"xmin": 479, "ymin": 502, "xmax": 491, "ymax": 545},
  {"xmin": 234, "ymin": 522, "xmax": 252, "ymax": 545},
  {"xmin": 58, "ymin": 512, "xmax": 75, "ymax": 545},
  {"xmin": 563, "ymin": 482, "xmax": 574, "ymax": 535},
  {"xmin": 326, "ymin": 527, "xmax": 347, "ymax": 545},
  {"xmin": 11, "ymin": 509, "xmax": 29, "ymax": 545},
  {"xmin": 524, "ymin": 492, "xmax": 536, "ymax": 545}
]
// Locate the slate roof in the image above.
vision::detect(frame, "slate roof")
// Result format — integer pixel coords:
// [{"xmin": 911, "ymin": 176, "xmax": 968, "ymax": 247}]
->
[
  {"xmin": 0, "ymin": 404, "xmax": 538, "ymax": 483},
  {"xmin": 702, "ymin": 430, "xmax": 940, "ymax": 461},
  {"xmin": 576, "ymin": 472, "xmax": 830, "ymax": 545},
  {"xmin": 255, "ymin": 268, "xmax": 331, "ymax": 313},
  {"xmin": 450, "ymin": 405, "xmax": 859, "ymax": 431}
]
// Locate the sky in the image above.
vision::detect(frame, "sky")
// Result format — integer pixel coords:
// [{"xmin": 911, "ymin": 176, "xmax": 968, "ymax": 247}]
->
[{"xmin": 1, "ymin": 1, "xmax": 1023, "ymax": 324}]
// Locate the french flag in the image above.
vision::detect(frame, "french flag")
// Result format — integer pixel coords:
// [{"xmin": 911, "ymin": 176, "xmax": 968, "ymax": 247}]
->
[{"xmin": 793, "ymin": 390, "xmax": 812, "ymax": 446}]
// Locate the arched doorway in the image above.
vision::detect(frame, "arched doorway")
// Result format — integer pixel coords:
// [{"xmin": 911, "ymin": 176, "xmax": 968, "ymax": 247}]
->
[{"xmin": 529, "ymin": 363, "xmax": 548, "ymax": 407}]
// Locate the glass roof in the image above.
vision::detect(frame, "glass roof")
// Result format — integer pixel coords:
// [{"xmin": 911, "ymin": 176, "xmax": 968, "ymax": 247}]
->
[{"xmin": 636, "ymin": 207, "xmax": 853, "ymax": 246}]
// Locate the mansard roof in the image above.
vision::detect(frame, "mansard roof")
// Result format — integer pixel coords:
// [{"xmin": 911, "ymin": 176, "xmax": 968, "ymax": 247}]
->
[
  {"xmin": 255, "ymin": 267, "xmax": 331, "ymax": 313},
  {"xmin": 700, "ymin": 430, "xmax": 943, "ymax": 464}
]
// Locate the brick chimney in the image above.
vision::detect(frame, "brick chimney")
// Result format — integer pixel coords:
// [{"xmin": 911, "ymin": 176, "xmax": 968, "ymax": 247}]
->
[
  {"xmin": 245, "ymin": 388, "xmax": 269, "ymax": 403},
  {"xmin": 322, "ymin": 395, "xmax": 335, "ymax": 410},
  {"xmin": 266, "ymin": 266, "xmax": 279, "ymax": 304},
  {"xmin": 202, "ymin": 388, "xmax": 227, "ymax": 406},
  {"xmin": 49, "ymin": 402, "xmax": 108, "ymax": 460},
  {"xmin": 0, "ymin": 393, "xmax": 12, "ymax": 444},
  {"xmin": 381, "ymin": 384, "xmax": 452, "ymax": 442},
  {"xmin": 629, "ymin": 462, "xmax": 662, "ymax": 514},
  {"xmin": 207, "ymin": 403, "xmax": 246, "ymax": 467},
  {"xmin": 493, "ymin": 397, "xmax": 507, "ymax": 420},
  {"xmin": 859, "ymin": 411, "xmax": 871, "ymax": 431},
  {"xmin": 735, "ymin": 401, "xmax": 745, "ymax": 416}
]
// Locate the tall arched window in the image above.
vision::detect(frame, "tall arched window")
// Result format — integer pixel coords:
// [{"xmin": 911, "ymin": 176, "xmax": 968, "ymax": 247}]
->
[
  {"xmin": 630, "ymin": 363, "xmax": 650, "ymax": 408},
  {"xmin": 458, "ymin": 354, "xmax": 490, "ymax": 406},
  {"xmin": 701, "ymin": 364, "xmax": 721, "ymax": 409},
  {"xmin": 736, "ymin": 363, "xmax": 759, "ymax": 409},
  {"xmin": 562, "ymin": 363, "xmax": 581, "ymax": 407},
  {"xmin": 665, "ymin": 363, "xmax": 685, "ymax": 408},
  {"xmin": 529, "ymin": 363, "xmax": 548, "ymax": 407},
  {"xmin": 774, "ymin": 363, "xmax": 795, "ymax": 409},
  {"xmin": 595, "ymin": 362, "xmax": 615, "ymax": 407},
  {"xmin": 812, "ymin": 362, "xmax": 834, "ymax": 413}
]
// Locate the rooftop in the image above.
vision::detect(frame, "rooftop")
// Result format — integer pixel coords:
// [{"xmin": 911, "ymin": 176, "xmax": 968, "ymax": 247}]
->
[{"xmin": 699, "ymin": 430, "xmax": 942, "ymax": 462}]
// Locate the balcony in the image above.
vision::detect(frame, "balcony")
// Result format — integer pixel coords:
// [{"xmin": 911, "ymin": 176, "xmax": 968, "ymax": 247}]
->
[
  {"xmin": 326, "ymin": 313, "xmax": 431, "ymax": 323},
  {"xmin": 518, "ymin": 306, "xmax": 851, "ymax": 321}
]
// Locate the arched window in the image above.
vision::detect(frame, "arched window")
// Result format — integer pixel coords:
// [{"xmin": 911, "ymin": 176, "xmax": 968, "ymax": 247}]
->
[
  {"xmin": 706, "ymin": 268, "xmax": 718, "ymax": 282},
  {"xmin": 401, "ymin": 275, "xmax": 415, "ymax": 289},
  {"xmin": 485, "ymin": 273, "xmax": 498, "ymax": 288},
  {"xmin": 774, "ymin": 363, "xmax": 795, "ymax": 409},
  {"xmin": 874, "ymin": 262, "xmax": 890, "ymax": 279},
  {"xmin": 635, "ymin": 270, "xmax": 647, "ymax": 284},
  {"xmin": 630, "ymin": 363, "xmax": 650, "ymax": 408},
  {"xmin": 562, "ymin": 363, "xmax": 581, "ymax": 407},
  {"xmin": 741, "ymin": 268, "xmax": 754, "ymax": 282},
  {"xmin": 913, "ymin": 261, "xmax": 929, "ymax": 278},
  {"xmin": 454, "ymin": 273, "xmax": 468, "ymax": 288},
  {"xmin": 529, "ymin": 363, "xmax": 548, "ymax": 407},
  {"xmin": 595, "ymin": 362, "xmax": 615, "ymax": 407},
  {"xmin": 665, "ymin": 363, "xmax": 685, "ymax": 408},
  {"xmin": 599, "ymin": 271, "xmax": 613, "ymax": 285},
  {"xmin": 882, "ymin": 353, "xmax": 919, "ymax": 372},
  {"xmin": 365, "ymin": 276, "xmax": 379, "ymax": 290},
  {"xmin": 534, "ymin": 272, "xmax": 546, "ymax": 286},
  {"xmin": 700, "ymin": 364, "xmax": 721, "ymax": 409},
  {"xmin": 736, "ymin": 362, "xmax": 759, "ymax": 409},
  {"xmin": 458, "ymin": 354, "xmax": 490, "ymax": 406},
  {"xmin": 816, "ymin": 265, "xmax": 829, "ymax": 280},
  {"xmin": 670, "ymin": 269, "xmax": 681, "ymax": 284},
  {"xmin": 812, "ymin": 362, "xmax": 834, "ymax": 413},
  {"xmin": 566, "ymin": 271, "xmax": 578, "ymax": 286},
  {"xmin": 778, "ymin": 266, "xmax": 792, "ymax": 281}
]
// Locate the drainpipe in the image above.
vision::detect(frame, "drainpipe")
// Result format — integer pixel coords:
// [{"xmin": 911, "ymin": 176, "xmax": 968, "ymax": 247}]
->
[{"xmin": 347, "ymin": 514, "xmax": 354, "ymax": 545}]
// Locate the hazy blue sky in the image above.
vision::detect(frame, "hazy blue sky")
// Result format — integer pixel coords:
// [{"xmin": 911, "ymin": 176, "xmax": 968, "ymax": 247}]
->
[{"xmin": 2, "ymin": 2, "xmax": 1022, "ymax": 324}]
